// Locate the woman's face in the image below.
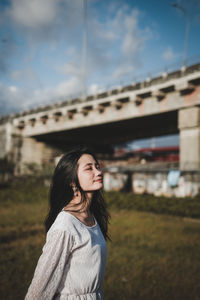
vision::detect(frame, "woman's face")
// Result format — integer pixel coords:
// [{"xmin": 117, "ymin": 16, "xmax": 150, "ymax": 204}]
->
[{"xmin": 77, "ymin": 154, "xmax": 103, "ymax": 192}]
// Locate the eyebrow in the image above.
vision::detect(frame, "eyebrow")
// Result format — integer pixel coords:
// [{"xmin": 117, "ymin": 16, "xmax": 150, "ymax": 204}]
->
[{"xmin": 83, "ymin": 162, "xmax": 99, "ymax": 168}]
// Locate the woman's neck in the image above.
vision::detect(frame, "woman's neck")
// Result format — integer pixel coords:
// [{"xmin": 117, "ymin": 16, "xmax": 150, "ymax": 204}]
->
[
  {"xmin": 64, "ymin": 194, "xmax": 95, "ymax": 226},
  {"xmin": 64, "ymin": 192, "xmax": 93, "ymax": 215}
]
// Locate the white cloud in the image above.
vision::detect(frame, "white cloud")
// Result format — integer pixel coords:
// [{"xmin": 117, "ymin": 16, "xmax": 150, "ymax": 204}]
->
[
  {"xmin": 65, "ymin": 47, "xmax": 77, "ymax": 56},
  {"xmin": 56, "ymin": 61, "xmax": 82, "ymax": 77},
  {"xmin": 91, "ymin": 19, "xmax": 119, "ymax": 42},
  {"xmin": 4, "ymin": 0, "xmax": 83, "ymax": 43},
  {"xmin": 0, "ymin": 83, "xmax": 24, "ymax": 115},
  {"xmin": 0, "ymin": 2, "xmax": 154, "ymax": 116},
  {"xmin": 26, "ymin": 76, "xmax": 82, "ymax": 108},
  {"xmin": 162, "ymin": 46, "xmax": 176, "ymax": 61},
  {"xmin": 9, "ymin": 86, "xmax": 18, "ymax": 93},
  {"xmin": 122, "ymin": 10, "xmax": 142, "ymax": 57},
  {"xmin": 88, "ymin": 83, "xmax": 101, "ymax": 94},
  {"xmin": 8, "ymin": 0, "xmax": 58, "ymax": 29},
  {"xmin": 55, "ymin": 77, "xmax": 82, "ymax": 98},
  {"xmin": 0, "ymin": 32, "xmax": 18, "ymax": 73},
  {"xmin": 80, "ymin": 5, "xmax": 152, "ymax": 83},
  {"xmin": 11, "ymin": 68, "xmax": 42, "ymax": 88},
  {"xmin": 113, "ymin": 65, "xmax": 134, "ymax": 79},
  {"xmin": 109, "ymin": 8, "xmax": 151, "ymax": 79},
  {"xmin": 0, "ymin": 76, "xmax": 82, "ymax": 116}
]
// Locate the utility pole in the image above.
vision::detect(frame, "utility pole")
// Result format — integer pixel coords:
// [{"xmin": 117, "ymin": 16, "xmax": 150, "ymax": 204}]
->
[
  {"xmin": 172, "ymin": 3, "xmax": 190, "ymax": 68},
  {"xmin": 82, "ymin": 0, "xmax": 87, "ymax": 99}
]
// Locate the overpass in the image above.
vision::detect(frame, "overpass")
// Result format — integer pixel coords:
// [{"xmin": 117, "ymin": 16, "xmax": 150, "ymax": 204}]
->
[{"xmin": 1, "ymin": 63, "xmax": 200, "ymax": 172}]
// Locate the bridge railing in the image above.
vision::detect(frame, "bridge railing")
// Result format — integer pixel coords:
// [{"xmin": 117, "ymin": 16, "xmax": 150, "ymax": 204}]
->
[{"xmin": 1, "ymin": 55, "xmax": 200, "ymax": 124}]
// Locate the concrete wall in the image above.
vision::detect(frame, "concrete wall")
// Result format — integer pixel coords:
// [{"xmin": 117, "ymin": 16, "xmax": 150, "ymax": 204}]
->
[
  {"xmin": 104, "ymin": 170, "xmax": 200, "ymax": 197},
  {"xmin": 104, "ymin": 172, "xmax": 129, "ymax": 191}
]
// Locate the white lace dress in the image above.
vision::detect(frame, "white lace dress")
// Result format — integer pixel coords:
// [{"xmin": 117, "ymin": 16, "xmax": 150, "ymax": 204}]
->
[{"xmin": 25, "ymin": 211, "xmax": 107, "ymax": 300}]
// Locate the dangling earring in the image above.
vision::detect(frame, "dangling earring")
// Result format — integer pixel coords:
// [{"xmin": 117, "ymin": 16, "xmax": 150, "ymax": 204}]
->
[{"xmin": 72, "ymin": 186, "xmax": 79, "ymax": 197}]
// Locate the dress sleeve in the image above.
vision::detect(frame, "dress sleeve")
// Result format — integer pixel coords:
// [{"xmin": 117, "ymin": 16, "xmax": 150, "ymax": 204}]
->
[{"xmin": 25, "ymin": 229, "xmax": 73, "ymax": 300}]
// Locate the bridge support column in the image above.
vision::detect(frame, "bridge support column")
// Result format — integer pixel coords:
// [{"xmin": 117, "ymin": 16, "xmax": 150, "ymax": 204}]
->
[
  {"xmin": 0, "ymin": 123, "xmax": 13, "ymax": 159},
  {"xmin": 178, "ymin": 107, "xmax": 200, "ymax": 170},
  {"xmin": 19, "ymin": 137, "xmax": 58, "ymax": 173}
]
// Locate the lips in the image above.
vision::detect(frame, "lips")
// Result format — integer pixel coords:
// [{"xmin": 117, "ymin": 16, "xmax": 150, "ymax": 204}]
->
[{"xmin": 95, "ymin": 178, "xmax": 103, "ymax": 182}]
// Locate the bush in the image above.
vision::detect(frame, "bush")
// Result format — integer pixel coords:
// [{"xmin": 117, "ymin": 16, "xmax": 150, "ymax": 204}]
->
[
  {"xmin": 0, "ymin": 177, "xmax": 199, "ymax": 219},
  {"xmin": 0, "ymin": 157, "xmax": 15, "ymax": 182},
  {"xmin": 0, "ymin": 176, "xmax": 49, "ymax": 204},
  {"xmin": 105, "ymin": 191, "xmax": 200, "ymax": 219}
]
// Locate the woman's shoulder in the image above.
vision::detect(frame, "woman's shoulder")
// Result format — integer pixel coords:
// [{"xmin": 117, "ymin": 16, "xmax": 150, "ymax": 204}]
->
[{"xmin": 49, "ymin": 210, "xmax": 81, "ymax": 234}]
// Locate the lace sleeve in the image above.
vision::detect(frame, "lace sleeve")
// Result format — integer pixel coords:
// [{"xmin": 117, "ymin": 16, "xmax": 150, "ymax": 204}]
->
[{"xmin": 25, "ymin": 229, "xmax": 73, "ymax": 300}]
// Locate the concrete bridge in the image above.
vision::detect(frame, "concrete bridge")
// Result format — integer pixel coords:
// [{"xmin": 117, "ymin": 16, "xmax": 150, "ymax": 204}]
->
[{"xmin": 1, "ymin": 63, "xmax": 200, "ymax": 172}]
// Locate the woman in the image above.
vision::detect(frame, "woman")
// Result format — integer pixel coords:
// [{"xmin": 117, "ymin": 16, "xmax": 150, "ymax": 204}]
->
[{"xmin": 25, "ymin": 147, "xmax": 110, "ymax": 300}]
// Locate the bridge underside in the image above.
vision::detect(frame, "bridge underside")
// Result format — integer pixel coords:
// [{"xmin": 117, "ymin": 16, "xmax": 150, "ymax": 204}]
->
[{"xmin": 34, "ymin": 111, "xmax": 178, "ymax": 153}]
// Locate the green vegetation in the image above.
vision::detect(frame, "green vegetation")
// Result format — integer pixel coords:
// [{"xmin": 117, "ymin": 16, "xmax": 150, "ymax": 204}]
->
[
  {"xmin": 0, "ymin": 177, "xmax": 200, "ymax": 299},
  {"xmin": 104, "ymin": 210, "xmax": 200, "ymax": 300},
  {"xmin": 105, "ymin": 191, "xmax": 200, "ymax": 219},
  {"xmin": 0, "ymin": 157, "xmax": 15, "ymax": 183}
]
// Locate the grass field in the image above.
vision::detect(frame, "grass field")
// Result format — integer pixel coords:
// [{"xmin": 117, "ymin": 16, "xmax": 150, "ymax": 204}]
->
[{"xmin": 0, "ymin": 178, "xmax": 200, "ymax": 300}]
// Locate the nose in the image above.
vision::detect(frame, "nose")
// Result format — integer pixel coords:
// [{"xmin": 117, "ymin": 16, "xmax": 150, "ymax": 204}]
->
[{"xmin": 95, "ymin": 167, "xmax": 102, "ymax": 176}]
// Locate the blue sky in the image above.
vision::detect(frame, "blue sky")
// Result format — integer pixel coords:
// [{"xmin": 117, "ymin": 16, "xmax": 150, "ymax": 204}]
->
[{"xmin": 0, "ymin": 0, "xmax": 200, "ymax": 148}]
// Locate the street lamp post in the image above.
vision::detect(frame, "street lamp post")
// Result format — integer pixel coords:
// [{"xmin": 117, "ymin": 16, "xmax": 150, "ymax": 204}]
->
[
  {"xmin": 172, "ymin": 3, "xmax": 190, "ymax": 68},
  {"xmin": 82, "ymin": 0, "xmax": 87, "ymax": 99}
]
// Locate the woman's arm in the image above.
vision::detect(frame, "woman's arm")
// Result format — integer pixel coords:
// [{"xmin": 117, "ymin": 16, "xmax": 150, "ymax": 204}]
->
[{"xmin": 25, "ymin": 229, "xmax": 73, "ymax": 300}]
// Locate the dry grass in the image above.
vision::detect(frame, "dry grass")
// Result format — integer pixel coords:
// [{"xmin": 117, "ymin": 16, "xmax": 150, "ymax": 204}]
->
[
  {"xmin": 104, "ymin": 210, "xmax": 200, "ymax": 300},
  {"xmin": 0, "ymin": 179, "xmax": 200, "ymax": 300}
]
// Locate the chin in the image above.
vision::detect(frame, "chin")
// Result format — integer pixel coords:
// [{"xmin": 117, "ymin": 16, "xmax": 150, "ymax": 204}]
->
[
  {"xmin": 84, "ymin": 182, "xmax": 103, "ymax": 192},
  {"xmin": 93, "ymin": 182, "xmax": 103, "ymax": 190}
]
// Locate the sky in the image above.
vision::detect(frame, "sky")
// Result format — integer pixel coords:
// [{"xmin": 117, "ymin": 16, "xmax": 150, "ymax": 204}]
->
[{"xmin": 0, "ymin": 0, "xmax": 200, "ymax": 148}]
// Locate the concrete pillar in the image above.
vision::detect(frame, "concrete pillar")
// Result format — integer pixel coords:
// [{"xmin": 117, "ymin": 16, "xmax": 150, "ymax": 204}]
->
[
  {"xmin": 20, "ymin": 137, "xmax": 58, "ymax": 173},
  {"xmin": 178, "ymin": 107, "xmax": 200, "ymax": 170},
  {"xmin": 0, "ymin": 122, "xmax": 23, "ymax": 175},
  {"xmin": 0, "ymin": 122, "xmax": 13, "ymax": 158}
]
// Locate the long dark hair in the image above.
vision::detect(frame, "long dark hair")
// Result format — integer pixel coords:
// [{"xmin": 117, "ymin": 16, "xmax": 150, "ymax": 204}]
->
[{"xmin": 45, "ymin": 146, "xmax": 110, "ymax": 240}]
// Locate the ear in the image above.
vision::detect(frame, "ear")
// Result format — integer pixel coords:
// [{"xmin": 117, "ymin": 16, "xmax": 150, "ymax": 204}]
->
[{"xmin": 71, "ymin": 183, "xmax": 79, "ymax": 197}]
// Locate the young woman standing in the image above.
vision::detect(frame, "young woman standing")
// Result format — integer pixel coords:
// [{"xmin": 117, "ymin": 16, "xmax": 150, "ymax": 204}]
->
[{"xmin": 25, "ymin": 147, "xmax": 109, "ymax": 300}]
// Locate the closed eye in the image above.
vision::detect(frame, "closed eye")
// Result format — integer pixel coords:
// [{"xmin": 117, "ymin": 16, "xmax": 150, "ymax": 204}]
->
[
  {"xmin": 85, "ymin": 167, "xmax": 93, "ymax": 170},
  {"xmin": 84, "ymin": 163, "xmax": 101, "ymax": 171}
]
